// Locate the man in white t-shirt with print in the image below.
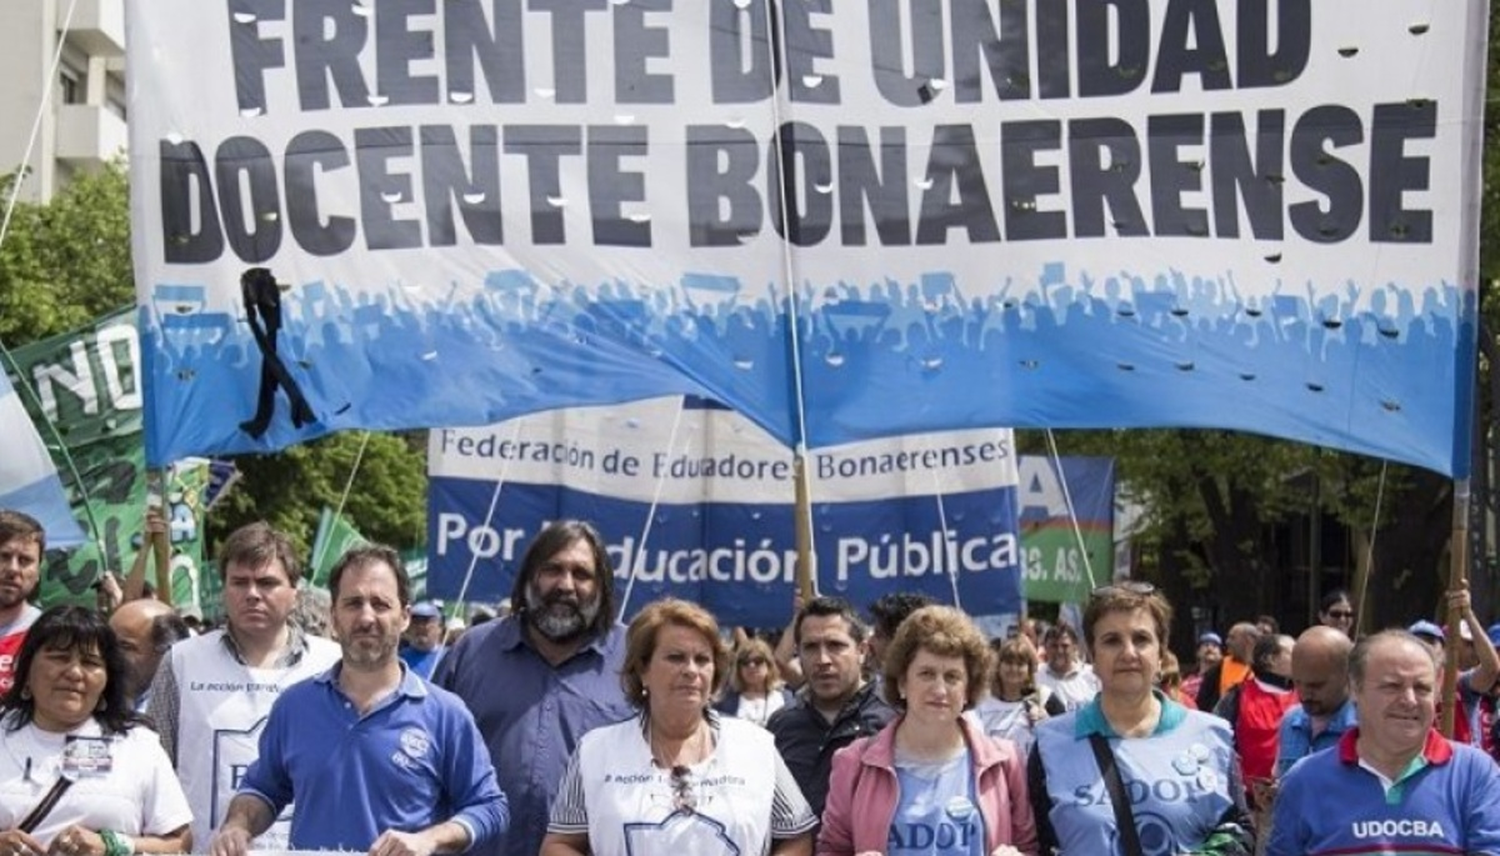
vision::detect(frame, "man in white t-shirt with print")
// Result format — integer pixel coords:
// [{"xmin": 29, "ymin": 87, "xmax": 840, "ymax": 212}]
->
[{"xmin": 146, "ymin": 522, "xmax": 340, "ymax": 853}]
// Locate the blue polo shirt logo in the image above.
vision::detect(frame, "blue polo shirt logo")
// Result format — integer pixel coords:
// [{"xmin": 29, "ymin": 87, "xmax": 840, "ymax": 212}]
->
[{"xmin": 399, "ymin": 728, "xmax": 431, "ymax": 759}]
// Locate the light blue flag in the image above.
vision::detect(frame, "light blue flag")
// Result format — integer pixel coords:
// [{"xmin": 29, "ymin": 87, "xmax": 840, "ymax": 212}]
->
[{"xmin": 0, "ymin": 371, "xmax": 86, "ymax": 548}]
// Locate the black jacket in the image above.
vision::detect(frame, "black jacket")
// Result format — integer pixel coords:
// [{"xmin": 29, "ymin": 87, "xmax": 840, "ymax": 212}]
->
[{"xmin": 766, "ymin": 681, "xmax": 896, "ymax": 818}]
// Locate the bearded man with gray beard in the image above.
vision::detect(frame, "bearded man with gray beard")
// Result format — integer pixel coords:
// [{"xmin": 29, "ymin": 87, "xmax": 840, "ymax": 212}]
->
[{"xmin": 434, "ymin": 520, "xmax": 632, "ymax": 856}]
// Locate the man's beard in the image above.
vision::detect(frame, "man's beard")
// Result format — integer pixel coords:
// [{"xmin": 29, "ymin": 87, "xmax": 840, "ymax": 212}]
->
[
  {"xmin": 527, "ymin": 581, "xmax": 601, "ymax": 643},
  {"xmin": 343, "ymin": 631, "xmax": 399, "ymax": 668},
  {"xmin": 0, "ymin": 578, "xmax": 37, "ymax": 611}
]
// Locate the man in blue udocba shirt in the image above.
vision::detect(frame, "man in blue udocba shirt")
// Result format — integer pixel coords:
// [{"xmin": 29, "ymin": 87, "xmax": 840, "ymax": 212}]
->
[
  {"xmin": 211, "ymin": 545, "xmax": 507, "ymax": 856},
  {"xmin": 1269, "ymin": 630, "xmax": 1500, "ymax": 856}
]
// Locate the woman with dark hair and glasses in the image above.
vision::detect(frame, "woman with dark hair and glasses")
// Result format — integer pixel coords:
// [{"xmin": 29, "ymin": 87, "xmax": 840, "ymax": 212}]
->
[
  {"xmin": 542, "ymin": 598, "xmax": 815, "ymax": 855},
  {"xmin": 1317, "ymin": 590, "xmax": 1355, "ymax": 638},
  {"xmin": 1028, "ymin": 583, "xmax": 1253, "ymax": 856},
  {"xmin": 0, "ymin": 607, "xmax": 191, "ymax": 856},
  {"xmin": 713, "ymin": 638, "xmax": 793, "ymax": 727}
]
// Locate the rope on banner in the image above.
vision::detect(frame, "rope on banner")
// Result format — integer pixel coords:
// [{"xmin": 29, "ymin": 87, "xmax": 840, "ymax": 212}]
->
[
  {"xmin": 310, "ymin": 431, "xmax": 371, "ymax": 576},
  {"xmin": 1354, "ymin": 460, "xmax": 1390, "ymax": 637},
  {"xmin": 0, "ymin": 0, "xmax": 108, "ymax": 567},
  {"xmin": 617, "ymin": 398, "xmax": 690, "ymax": 621},
  {"xmin": 1044, "ymin": 429, "xmax": 1100, "ymax": 591},
  {"xmin": 450, "ymin": 420, "xmax": 525, "ymax": 613},
  {"xmin": 0, "ymin": 0, "xmax": 78, "ymax": 252},
  {"xmin": 927, "ymin": 470, "xmax": 963, "ymax": 611}
]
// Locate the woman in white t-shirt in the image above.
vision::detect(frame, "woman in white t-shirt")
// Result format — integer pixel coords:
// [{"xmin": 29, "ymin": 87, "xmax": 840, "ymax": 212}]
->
[
  {"xmin": 712, "ymin": 638, "xmax": 792, "ymax": 728},
  {"xmin": 543, "ymin": 598, "xmax": 816, "ymax": 856},
  {"xmin": 974, "ymin": 636, "xmax": 1065, "ymax": 758},
  {"xmin": 0, "ymin": 606, "xmax": 192, "ymax": 856}
]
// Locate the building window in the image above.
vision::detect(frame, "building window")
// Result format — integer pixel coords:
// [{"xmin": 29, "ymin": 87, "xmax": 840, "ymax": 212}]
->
[{"xmin": 58, "ymin": 66, "xmax": 82, "ymax": 105}]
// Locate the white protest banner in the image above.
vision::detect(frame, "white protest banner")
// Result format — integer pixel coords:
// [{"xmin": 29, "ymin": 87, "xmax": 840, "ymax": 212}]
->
[
  {"xmin": 428, "ymin": 396, "xmax": 1020, "ymax": 626},
  {"xmin": 131, "ymin": 3, "xmax": 1484, "ymax": 477}
]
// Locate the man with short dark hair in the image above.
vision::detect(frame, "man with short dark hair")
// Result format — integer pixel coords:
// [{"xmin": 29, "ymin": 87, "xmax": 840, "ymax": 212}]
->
[
  {"xmin": 147, "ymin": 521, "xmax": 342, "ymax": 852},
  {"xmin": 212, "ymin": 545, "xmax": 506, "ymax": 856},
  {"xmin": 1214, "ymin": 633, "xmax": 1297, "ymax": 807},
  {"xmin": 0, "ymin": 510, "xmax": 44, "ymax": 693},
  {"xmin": 1269, "ymin": 630, "xmax": 1500, "ymax": 855},
  {"xmin": 110, "ymin": 597, "xmax": 191, "ymax": 710},
  {"xmin": 767, "ymin": 595, "xmax": 895, "ymax": 820},
  {"xmin": 865, "ymin": 591, "xmax": 935, "ymax": 688},
  {"xmin": 433, "ymin": 520, "xmax": 632, "ymax": 856}
]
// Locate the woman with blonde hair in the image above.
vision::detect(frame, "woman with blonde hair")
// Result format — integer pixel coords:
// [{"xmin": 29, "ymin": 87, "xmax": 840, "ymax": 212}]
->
[
  {"xmin": 975, "ymin": 636, "xmax": 1065, "ymax": 757},
  {"xmin": 543, "ymin": 598, "xmax": 815, "ymax": 855},
  {"xmin": 713, "ymin": 637, "xmax": 793, "ymax": 727},
  {"xmin": 819, "ymin": 605, "xmax": 1037, "ymax": 856}
]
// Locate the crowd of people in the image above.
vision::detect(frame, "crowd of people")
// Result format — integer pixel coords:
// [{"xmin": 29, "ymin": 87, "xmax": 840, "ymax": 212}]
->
[{"xmin": 4, "ymin": 506, "xmax": 1500, "ymax": 855}]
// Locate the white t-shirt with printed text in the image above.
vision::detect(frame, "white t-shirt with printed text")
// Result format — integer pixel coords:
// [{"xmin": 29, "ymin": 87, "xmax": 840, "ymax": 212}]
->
[{"xmin": 550, "ymin": 715, "xmax": 816, "ymax": 856}]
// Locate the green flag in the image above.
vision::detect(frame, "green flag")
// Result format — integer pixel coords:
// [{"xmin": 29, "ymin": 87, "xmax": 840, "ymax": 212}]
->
[
  {"xmin": 401, "ymin": 549, "xmax": 428, "ymax": 601},
  {"xmin": 1018, "ymin": 457, "xmax": 1116, "ymax": 605},
  {"xmin": 5, "ymin": 310, "xmax": 209, "ymax": 607},
  {"xmin": 309, "ymin": 507, "xmax": 368, "ymax": 588}
]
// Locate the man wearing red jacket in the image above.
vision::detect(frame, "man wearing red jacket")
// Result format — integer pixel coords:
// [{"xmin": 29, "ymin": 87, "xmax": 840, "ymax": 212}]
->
[
  {"xmin": 0, "ymin": 510, "xmax": 43, "ymax": 694},
  {"xmin": 1214, "ymin": 632, "xmax": 1297, "ymax": 809}
]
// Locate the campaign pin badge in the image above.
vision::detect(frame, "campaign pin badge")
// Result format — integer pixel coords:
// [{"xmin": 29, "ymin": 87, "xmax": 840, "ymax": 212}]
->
[{"xmin": 945, "ymin": 796, "xmax": 976, "ymax": 821}]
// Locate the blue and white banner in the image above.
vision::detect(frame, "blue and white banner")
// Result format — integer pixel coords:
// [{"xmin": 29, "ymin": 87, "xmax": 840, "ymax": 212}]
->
[
  {"xmin": 0, "ymin": 372, "xmax": 85, "ymax": 548},
  {"xmin": 428, "ymin": 397, "xmax": 1020, "ymax": 627},
  {"xmin": 131, "ymin": 3, "xmax": 1485, "ymax": 476}
]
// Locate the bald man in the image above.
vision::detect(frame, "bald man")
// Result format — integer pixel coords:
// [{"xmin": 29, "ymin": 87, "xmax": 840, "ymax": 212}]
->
[
  {"xmin": 1275, "ymin": 625, "xmax": 1356, "ymax": 777},
  {"xmin": 110, "ymin": 598, "xmax": 191, "ymax": 711}
]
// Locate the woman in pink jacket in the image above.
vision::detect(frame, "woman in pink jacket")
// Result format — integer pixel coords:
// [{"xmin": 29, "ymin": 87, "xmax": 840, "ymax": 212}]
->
[{"xmin": 818, "ymin": 605, "xmax": 1038, "ymax": 856}]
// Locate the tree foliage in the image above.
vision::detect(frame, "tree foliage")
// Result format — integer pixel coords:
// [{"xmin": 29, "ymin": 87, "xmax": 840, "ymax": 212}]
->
[
  {"xmin": 0, "ymin": 162, "xmax": 134, "ymax": 346},
  {"xmin": 208, "ymin": 431, "xmax": 429, "ymax": 559}
]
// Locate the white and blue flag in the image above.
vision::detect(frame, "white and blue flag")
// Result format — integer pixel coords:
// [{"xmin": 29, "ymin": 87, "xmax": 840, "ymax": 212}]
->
[{"xmin": 0, "ymin": 371, "xmax": 85, "ymax": 547}]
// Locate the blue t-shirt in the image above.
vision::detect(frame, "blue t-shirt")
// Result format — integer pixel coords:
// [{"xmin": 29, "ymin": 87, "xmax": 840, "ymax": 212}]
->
[
  {"xmin": 888, "ymin": 748, "xmax": 985, "ymax": 856},
  {"xmin": 1033, "ymin": 694, "xmax": 1244, "ymax": 856}
]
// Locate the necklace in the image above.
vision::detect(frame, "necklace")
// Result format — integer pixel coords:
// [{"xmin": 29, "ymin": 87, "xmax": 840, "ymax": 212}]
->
[{"xmin": 649, "ymin": 719, "xmax": 709, "ymax": 769}]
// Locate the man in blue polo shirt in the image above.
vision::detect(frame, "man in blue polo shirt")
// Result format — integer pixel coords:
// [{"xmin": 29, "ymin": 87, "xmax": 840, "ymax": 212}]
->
[
  {"xmin": 210, "ymin": 544, "xmax": 507, "ymax": 856},
  {"xmin": 1268, "ymin": 629, "xmax": 1500, "ymax": 856}
]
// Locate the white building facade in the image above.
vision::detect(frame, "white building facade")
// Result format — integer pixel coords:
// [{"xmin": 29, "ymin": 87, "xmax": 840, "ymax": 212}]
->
[{"xmin": 0, "ymin": 0, "xmax": 126, "ymax": 202}]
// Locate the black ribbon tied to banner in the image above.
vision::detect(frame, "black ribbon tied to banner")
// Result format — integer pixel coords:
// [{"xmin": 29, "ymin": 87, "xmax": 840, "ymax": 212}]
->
[{"xmin": 239, "ymin": 267, "xmax": 316, "ymax": 439}]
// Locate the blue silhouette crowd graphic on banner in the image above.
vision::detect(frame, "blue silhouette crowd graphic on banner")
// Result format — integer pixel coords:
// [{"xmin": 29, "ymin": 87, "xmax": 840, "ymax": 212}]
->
[{"xmin": 142, "ymin": 260, "xmax": 1466, "ymax": 475}]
